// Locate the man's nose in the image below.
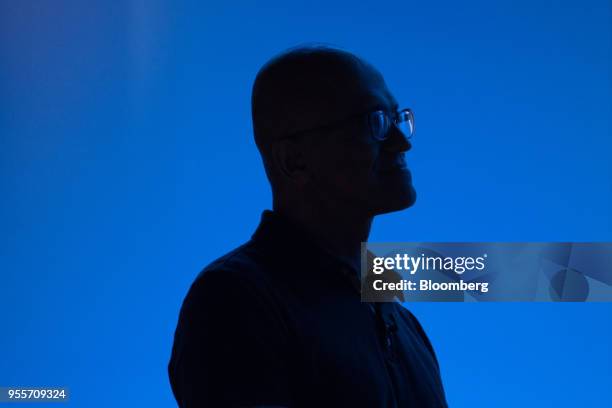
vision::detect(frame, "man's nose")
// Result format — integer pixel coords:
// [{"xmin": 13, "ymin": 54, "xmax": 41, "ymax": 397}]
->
[{"xmin": 383, "ymin": 124, "xmax": 412, "ymax": 152}]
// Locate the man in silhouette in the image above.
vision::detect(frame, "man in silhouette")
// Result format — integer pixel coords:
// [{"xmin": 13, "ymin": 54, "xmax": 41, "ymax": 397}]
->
[{"xmin": 168, "ymin": 45, "xmax": 448, "ymax": 407}]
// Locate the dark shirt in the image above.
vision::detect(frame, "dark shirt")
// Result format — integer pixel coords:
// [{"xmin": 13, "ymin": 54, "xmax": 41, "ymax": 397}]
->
[{"xmin": 168, "ymin": 210, "xmax": 448, "ymax": 407}]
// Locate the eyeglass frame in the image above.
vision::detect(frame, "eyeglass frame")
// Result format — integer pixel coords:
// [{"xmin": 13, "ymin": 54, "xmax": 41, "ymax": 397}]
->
[{"xmin": 276, "ymin": 107, "xmax": 415, "ymax": 142}]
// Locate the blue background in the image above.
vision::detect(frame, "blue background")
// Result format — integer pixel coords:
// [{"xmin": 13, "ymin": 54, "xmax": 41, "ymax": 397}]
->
[{"xmin": 1, "ymin": 0, "xmax": 610, "ymax": 406}]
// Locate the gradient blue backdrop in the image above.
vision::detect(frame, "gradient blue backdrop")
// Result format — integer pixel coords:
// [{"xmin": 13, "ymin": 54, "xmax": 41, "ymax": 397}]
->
[{"xmin": 1, "ymin": 1, "xmax": 611, "ymax": 406}]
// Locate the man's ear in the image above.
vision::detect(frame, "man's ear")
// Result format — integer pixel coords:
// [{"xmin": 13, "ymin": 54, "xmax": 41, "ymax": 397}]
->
[{"xmin": 272, "ymin": 138, "xmax": 309, "ymax": 185}]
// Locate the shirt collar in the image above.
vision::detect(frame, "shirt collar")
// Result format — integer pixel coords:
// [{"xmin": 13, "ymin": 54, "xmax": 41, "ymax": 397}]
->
[{"xmin": 250, "ymin": 210, "xmax": 361, "ymax": 291}]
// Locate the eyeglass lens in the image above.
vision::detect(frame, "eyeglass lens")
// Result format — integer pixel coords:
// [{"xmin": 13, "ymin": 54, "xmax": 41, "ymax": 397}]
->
[{"xmin": 368, "ymin": 110, "xmax": 414, "ymax": 141}]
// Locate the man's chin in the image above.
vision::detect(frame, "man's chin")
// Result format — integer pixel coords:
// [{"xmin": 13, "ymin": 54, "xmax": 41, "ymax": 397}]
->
[{"xmin": 371, "ymin": 186, "xmax": 417, "ymax": 216}]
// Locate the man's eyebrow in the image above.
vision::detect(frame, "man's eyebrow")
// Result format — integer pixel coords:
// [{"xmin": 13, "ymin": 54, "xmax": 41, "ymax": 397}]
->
[{"xmin": 370, "ymin": 102, "xmax": 399, "ymax": 113}]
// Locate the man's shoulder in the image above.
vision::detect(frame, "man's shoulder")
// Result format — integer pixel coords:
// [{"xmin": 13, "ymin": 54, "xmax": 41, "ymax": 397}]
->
[
  {"xmin": 394, "ymin": 304, "xmax": 429, "ymax": 338},
  {"xmin": 393, "ymin": 303, "xmax": 439, "ymax": 365},
  {"xmin": 195, "ymin": 241, "xmax": 263, "ymax": 281},
  {"xmin": 183, "ymin": 241, "xmax": 275, "ymax": 310}
]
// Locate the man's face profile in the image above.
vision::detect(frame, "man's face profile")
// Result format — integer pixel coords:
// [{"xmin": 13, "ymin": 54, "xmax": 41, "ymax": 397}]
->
[
  {"xmin": 302, "ymin": 79, "xmax": 416, "ymax": 217},
  {"xmin": 252, "ymin": 46, "xmax": 416, "ymax": 217}
]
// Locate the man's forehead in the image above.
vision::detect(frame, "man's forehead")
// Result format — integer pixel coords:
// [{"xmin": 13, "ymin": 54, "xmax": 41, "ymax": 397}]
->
[{"xmin": 333, "ymin": 67, "xmax": 397, "ymax": 113}]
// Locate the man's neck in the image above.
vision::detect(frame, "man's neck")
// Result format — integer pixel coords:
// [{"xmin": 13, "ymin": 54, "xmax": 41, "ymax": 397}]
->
[{"xmin": 274, "ymin": 204, "xmax": 373, "ymax": 270}]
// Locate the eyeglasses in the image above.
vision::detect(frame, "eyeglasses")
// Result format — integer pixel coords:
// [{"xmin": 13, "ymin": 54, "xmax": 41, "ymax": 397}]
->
[
  {"xmin": 279, "ymin": 108, "xmax": 415, "ymax": 142},
  {"xmin": 368, "ymin": 108, "xmax": 415, "ymax": 141}
]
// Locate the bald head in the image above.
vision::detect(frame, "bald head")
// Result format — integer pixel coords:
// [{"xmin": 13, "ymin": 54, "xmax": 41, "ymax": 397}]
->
[{"xmin": 251, "ymin": 46, "xmax": 396, "ymax": 150}]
